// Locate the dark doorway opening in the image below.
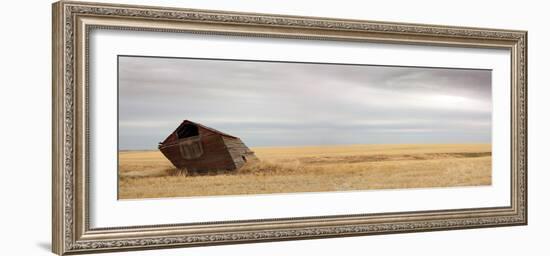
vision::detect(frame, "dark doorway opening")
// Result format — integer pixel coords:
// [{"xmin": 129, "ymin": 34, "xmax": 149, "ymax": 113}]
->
[{"xmin": 176, "ymin": 123, "xmax": 199, "ymax": 139}]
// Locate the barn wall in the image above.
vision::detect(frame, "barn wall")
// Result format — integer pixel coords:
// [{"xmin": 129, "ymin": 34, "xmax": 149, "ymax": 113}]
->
[
  {"xmin": 222, "ymin": 137, "xmax": 258, "ymax": 169},
  {"xmin": 160, "ymin": 128, "xmax": 237, "ymax": 172},
  {"xmin": 161, "ymin": 132, "xmax": 178, "ymax": 145}
]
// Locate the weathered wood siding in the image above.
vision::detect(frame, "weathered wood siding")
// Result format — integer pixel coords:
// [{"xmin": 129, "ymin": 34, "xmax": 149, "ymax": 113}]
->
[
  {"xmin": 159, "ymin": 120, "xmax": 259, "ymax": 173},
  {"xmin": 159, "ymin": 127, "xmax": 236, "ymax": 172},
  {"xmin": 161, "ymin": 132, "xmax": 178, "ymax": 145},
  {"xmin": 222, "ymin": 137, "xmax": 259, "ymax": 169}
]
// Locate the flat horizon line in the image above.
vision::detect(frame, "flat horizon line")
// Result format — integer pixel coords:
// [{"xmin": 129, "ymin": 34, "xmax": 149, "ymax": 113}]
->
[{"xmin": 119, "ymin": 142, "xmax": 492, "ymax": 152}]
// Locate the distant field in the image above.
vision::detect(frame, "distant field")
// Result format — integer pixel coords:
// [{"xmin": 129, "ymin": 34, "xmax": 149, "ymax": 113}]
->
[{"xmin": 118, "ymin": 144, "xmax": 491, "ymax": 199}]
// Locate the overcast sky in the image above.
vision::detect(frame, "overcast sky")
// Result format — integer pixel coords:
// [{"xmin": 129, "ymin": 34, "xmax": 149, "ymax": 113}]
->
[{"xmin": 118, "ymin": 56, "xmax": 491, "ymax": 150}]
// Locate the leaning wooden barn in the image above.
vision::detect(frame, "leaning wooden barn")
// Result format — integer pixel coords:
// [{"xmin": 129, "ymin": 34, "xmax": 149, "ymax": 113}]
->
[{"xmin": 158, "ymin": 120, "xmax": 258, "ymax": 174}]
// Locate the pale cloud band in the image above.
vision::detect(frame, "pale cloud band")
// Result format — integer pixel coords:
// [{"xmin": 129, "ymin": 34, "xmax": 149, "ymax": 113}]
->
[{"xmin": 118, "ymin": 56, "xmax": 491, "ymax": 150}]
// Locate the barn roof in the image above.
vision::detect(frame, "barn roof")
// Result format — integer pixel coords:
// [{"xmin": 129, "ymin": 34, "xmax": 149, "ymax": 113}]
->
[
  {"xmin": 179, "ymin": 120, "xmax": 238, "ymax": 139},
  {"xmin": 160, "ymin": 120, "xmax": 239, "ymax": 146}
]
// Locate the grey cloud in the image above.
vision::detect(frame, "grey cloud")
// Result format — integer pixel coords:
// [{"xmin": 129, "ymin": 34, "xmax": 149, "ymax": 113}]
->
[{"xmin": 118, "ymin": 56, "xmax": 492, "ymax": 149}]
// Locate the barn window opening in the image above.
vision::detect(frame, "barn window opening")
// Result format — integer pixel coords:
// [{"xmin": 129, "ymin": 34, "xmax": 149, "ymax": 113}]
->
[{"xmin": 176, "ymin": 123, "xmax": 199, "ymax": 139}]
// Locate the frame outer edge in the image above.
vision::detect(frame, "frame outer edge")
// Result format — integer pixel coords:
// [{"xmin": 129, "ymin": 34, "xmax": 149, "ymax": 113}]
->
[
  {"xmin": 52, "ymin": 1, "xmax": 66, "ymax": 255},
  {"xmin": 55, "ymin": 1, "xmax": 528, "ymax": 254},
  {"xmin": 522, "ymin": 31, "xmax": 528, "ymax": 225}
]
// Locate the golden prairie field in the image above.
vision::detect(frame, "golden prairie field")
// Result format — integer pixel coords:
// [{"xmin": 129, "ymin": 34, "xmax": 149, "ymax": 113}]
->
[{"xmin": 118, "ymin": 144, "xmax": 491, "ymax": 199}]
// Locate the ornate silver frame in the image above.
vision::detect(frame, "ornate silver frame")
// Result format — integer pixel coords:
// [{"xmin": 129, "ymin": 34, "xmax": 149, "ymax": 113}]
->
[{"xmin": 52, "ymin": 1, "xmax": 527, "ymax": 255}]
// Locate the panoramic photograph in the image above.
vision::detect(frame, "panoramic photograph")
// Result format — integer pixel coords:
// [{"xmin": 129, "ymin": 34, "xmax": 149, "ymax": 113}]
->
[{"xmin": 118, "ymin": 55, "xmax": 492, "ymax": 199}]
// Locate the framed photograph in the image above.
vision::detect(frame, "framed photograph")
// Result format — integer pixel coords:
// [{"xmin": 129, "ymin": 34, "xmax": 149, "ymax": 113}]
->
[{"xmin": 52, "ymin": 1, "xmax": 527, "ymax": 255}]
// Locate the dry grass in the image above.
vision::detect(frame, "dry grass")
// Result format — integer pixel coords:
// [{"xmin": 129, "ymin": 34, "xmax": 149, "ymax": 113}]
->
[{"xmin": 118, "ymin": 144, "xmax": 491, "ymax": 199}]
